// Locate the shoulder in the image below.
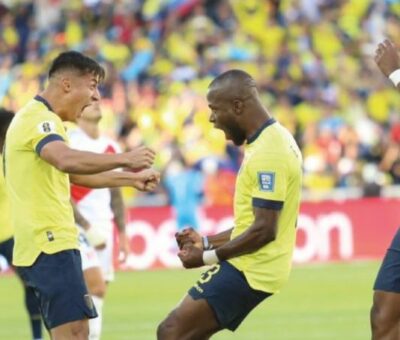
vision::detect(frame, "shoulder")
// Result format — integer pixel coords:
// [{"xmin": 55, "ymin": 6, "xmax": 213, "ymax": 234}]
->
[{"xmin": 22, "ymin": 101, "xmax": 63, "ymax": 133}]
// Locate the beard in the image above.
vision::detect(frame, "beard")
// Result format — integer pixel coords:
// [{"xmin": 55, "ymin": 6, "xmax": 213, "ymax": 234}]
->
[{"xmin": 225, "ymin": 121, "xmax": 246, "ymax": 146}]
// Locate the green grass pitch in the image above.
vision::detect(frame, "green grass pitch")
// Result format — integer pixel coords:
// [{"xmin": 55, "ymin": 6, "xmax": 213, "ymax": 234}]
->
[{"xmin": 0, "ymin": 261, "xmax": 379, "ymax": 339}]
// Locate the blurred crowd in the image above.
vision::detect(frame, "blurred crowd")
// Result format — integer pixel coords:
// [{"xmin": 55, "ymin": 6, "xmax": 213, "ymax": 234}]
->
[{"xmin": 1, "ymin": 0, "xmax": 400, "ymax": 205}]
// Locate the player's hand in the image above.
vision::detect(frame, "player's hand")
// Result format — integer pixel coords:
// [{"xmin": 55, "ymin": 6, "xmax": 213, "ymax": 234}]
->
[
  {"xmin": 124, "ymin": 146, "xmax": 155, "ymax": 170},
  {"xmin": 175, "ymin": 227, "xmax": 202, "ymax": 250},
  {"xmin": 118, "ymin": 231, "xmax": 130, "ymax": 263},
  {"xmin": 85, "ymin": 226, "xmax": 107, "ymax": 250},
  {"xmin": 178, "ymin": 244, "xmax": 204, "ymax": 268},
  {"xmin": 375, "ymin": 39, "xmax": 400, "ymax": 77},
  {"xmin": 131, "ymin": 168, "xmax": 160, "ymax": 191}
]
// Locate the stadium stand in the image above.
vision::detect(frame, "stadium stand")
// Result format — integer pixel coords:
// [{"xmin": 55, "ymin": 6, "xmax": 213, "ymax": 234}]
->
[{"xmin": 1, "ymin": 0, "xmax": 400, "ymax": 205}]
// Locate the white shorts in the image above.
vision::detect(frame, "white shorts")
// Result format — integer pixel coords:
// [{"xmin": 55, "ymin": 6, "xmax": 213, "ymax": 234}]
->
[
  {"xmin": 78, "ymin": 229, "xmax": 100, "ymax": 271},
  {"xmin": 78, "ymin": 221, "xmax": 115, "ymax": 282}
]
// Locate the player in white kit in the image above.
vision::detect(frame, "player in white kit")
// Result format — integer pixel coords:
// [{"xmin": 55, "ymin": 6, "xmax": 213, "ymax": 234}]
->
[{"xmin": 69, "ymin": 102, "xmax": 131, "ymax": 340}]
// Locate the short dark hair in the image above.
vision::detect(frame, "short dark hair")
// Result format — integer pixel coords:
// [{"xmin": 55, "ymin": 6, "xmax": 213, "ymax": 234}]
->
[
  {"xmin": 0, "ymin": 108, "xmax": 14, "ymax": 142},
  {"xmin": 48, "ymin": 51, "xmax": 105, "ymax": 81},
  {"xmin": 209, "ymin": 69, "xmax": 255, "ymax": 89}
]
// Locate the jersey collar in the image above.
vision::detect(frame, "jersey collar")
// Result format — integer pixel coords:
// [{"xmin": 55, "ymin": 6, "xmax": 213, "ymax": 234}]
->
[
  {"xmin": 34, "ymin": 95, "xmax": 54, "ymax": 112},
  {"xmin": 247, "ymin": 117, "xmax": 276, "ymax": 144}
]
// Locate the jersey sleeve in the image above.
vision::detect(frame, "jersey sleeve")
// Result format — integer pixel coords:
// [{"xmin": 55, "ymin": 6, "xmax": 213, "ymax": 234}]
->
[
  {"xmin": 29, "ymin": 115, "xmax": 66, "ymax": 155},
  {"xmin": 247, "ymin": 155, "xmax": 288, "ymax": 210}
]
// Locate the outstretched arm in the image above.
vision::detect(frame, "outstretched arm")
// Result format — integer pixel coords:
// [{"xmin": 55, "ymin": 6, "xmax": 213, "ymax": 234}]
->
[
  {"xmin": 40, "ymin": 141, "xmax": 155, "ymax": 174},
  {"xmin": 70, "ymin": 168, "xmax": 160, "ymax": 191}
]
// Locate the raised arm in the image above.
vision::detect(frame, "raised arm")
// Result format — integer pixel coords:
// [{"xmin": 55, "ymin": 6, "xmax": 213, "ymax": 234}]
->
[
  {"xmin": 40, "ymin": 141, "xmax": 155, "ymax": 174},
  {"xmin": 375, "ymin": 39, "xmax": 400, "ymax": 90}
]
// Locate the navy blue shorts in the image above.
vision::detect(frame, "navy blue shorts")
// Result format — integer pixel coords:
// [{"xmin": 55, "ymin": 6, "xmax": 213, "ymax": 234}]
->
[
  {"xmin": 0, "ymin": 237, "xmax": 14, "ymax": 264},
  {"xmin": 16, "ymin": 249, "xmax": 97, "ymax": 329},
  {"xmin": 374, "ymin": 228, "xmax": 400, "ymax": 293},
  {"xmin": 188, "ymin": 261, "xmax": 271, "ymax": 331}
]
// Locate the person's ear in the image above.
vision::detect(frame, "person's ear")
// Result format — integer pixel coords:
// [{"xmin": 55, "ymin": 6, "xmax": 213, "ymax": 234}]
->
[
  {"xmin": 233, "ymin": 99, "xmax": 244, "ymax": 115},
  {"xmin": 61, "ymin": 77, "xmax": 72, "ymax": 93}
]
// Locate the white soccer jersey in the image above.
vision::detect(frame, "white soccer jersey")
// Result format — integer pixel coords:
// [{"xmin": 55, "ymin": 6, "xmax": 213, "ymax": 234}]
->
[{"xmin": 68, "ymin": 128, "xmax": 122, "ymax": 225}]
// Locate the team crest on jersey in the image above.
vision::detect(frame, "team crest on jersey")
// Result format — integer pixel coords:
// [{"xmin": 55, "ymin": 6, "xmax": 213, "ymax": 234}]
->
[
  {"xmin": 37, "ymin": 121, "xmax": 55, "ymax": 134},
  {"xmin": 258, "ymin": 172, "xmax": 275, "ymax": 192}
]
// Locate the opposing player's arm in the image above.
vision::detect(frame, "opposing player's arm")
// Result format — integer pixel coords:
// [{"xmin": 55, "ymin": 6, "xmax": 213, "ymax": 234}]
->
[
  {"xmin": 71, "ymin": 199, "xmax": 90, "ymax": 231},
  {"xmin": 70, "ymin": 168, "xmax": 160, "ymax": 191},
  {"xmin": 110, "ymin": 187, "xmax": 131, "ymax": 261},
  {"xmin": 110, "ymin": 187, "xmax": 126, "ymax": 233},
  {"xmin": 216, "ymin": 208, "xmax": 279, "ymax": 261},
  {"xmin": 39, "ymin": 141, "xmax": 155, "ymax": 174}
]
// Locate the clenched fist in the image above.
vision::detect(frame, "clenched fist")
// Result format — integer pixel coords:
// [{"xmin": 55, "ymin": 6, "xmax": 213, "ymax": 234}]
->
[
  {"xmin": 175, "ymin": 227, "xmax": 203, "ymax": 250},
  {"xmin": 131, "ymin": 168, "xmax": 160, "ymax": 191},
  {"xmin": 124, "ymin": 146, "xmax": 155, "ymax": 170}
]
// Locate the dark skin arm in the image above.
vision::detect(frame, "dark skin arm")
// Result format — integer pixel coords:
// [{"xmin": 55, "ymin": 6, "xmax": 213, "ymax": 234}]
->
[
  {"xmin": 178, "ymin": 207, "xmax": 280, "ymax": 268},
  {"xmin": 375, "ymin": 39, "xmax": 400, "ymax": 90},
  {"xmin": 175, "ymin": 228, "xmax": 233, "ymax": 250}
]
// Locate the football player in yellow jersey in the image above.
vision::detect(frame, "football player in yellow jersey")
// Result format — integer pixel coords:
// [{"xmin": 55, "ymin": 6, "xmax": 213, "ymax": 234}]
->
[
  {"xmin": 0, "ymin": 108, "xmax": 44, "ymax": 340},
  {"xmin": 158, "ymin": 70, "xmax": 302, "ymax": 339},
  {"xmin": 4, "ymin": 51, "xmax": 160, "ymax": 340},
  {"xmin": 371, "ymin": 39, "xmax": 400, "ymax": 340}
]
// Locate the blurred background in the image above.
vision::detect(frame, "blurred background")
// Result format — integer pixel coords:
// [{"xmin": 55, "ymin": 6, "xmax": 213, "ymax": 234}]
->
[
  {"xmin": 2, "ymin": 0, "xmax": 400, "ymax": 205},
  {"xmin": 1, "ymin": 0, "xmax": 400, "ymax": 339}
]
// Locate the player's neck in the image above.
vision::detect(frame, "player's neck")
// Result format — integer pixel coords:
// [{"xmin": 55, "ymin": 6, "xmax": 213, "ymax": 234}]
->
[
  {"xmin": 79, "ymin": 126, "xmax": 99, "ymax": 140},
  {"xmin": 245, "ymin": 105, "xmax": 272, "ymax": 141},
  {"xmin": 38, "ymin": 89, "xmax": 68, "ymax": 120}
]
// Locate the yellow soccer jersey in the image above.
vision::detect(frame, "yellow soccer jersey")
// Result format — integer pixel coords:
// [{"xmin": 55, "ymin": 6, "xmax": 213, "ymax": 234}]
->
[
  {"xmin": 4, "ymin": 96, "xmax": 78, "ymax": 266},
  {"xmin": 228, "ymin": 118, "xmax": 302, "ymax": 293},
  {"xmin": 0, "ymin": 155, "xmax": 13, "ymax": 243}
]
